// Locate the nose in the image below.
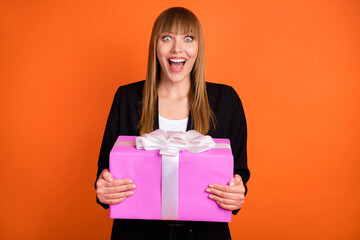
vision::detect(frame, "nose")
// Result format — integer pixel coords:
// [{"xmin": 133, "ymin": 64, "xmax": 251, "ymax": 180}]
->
[{"xmin": 171, "ymin": 39, "xmax": 183, "ymax": 53}]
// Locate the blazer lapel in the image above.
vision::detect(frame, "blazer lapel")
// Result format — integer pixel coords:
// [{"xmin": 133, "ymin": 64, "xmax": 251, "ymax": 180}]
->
[
  {"xmin": 136, "ymin": 98, "xmax": 160, "ymax": 130},
  {"xmin": 153, "ymin": 97, "xmax": 159, "ymax": 130},
  {"xmin": 186, "ymin": 112, "xmax": 192, "ymax": 131}
]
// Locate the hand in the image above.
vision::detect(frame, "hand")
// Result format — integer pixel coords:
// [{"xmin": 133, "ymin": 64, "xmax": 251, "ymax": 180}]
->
[
  {"xmin": 206, "ymin": 174, "xmax": 245, "ymax": 211},
  {"xmin": 96, "ymin": 169, "xmax": 136, "ymax": 205}
]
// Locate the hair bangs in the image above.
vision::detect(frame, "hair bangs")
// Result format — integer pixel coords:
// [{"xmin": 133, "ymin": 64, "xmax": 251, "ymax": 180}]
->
[{"xmin": 157, "ymin": 8, "xmax": 200, "ymax": 40}]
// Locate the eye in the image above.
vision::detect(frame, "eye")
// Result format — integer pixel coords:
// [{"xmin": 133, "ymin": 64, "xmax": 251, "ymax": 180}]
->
[
  {"xmin": 162, "ymin": 36, "xmax": 172, "ymax": 41},
  {"xmin": 184, "ymin": 36, "xmax": 194, "ymax": 42}
]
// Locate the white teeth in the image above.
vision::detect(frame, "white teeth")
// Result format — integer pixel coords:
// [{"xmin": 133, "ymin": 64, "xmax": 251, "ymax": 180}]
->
[{"xmin": 169, "ymin": 58, "xmax": 186, "ymax": 63}]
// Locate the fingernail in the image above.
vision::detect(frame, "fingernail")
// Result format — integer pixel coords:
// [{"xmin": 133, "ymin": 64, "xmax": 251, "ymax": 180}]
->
[
  {"xmin": 229, "ymin": 182, "xmax": 234, "ymax": 187},
  {"xmin": 107, "ymin": 177, "xmax": 113, "ymax": 182},
  {"xmin": 128, "ymin": 179, "xmax": 133, "ymax": 183},
  {"xmin": 209, "ymin": 195, "xmax": 214, "ymax": 199},
  {"xmin": 129, "ymin": 191, "xmax": 134, "ymax": 195},
  {"xmin": 208, "ymin": 184, "xmax": 214, "ymax": 188},
  {"xmin": 205, "ymin": 188, "xmax": 211, "ymax": 192},
  {"xmin": 131, "ymin": 184, "xmax": 136, "ymax": 188}
]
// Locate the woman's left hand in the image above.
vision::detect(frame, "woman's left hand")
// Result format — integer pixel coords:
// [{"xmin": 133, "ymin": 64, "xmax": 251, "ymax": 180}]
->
[{"xmin": 206, "ymin": 174, "xmax": 245, "ymax": 211}]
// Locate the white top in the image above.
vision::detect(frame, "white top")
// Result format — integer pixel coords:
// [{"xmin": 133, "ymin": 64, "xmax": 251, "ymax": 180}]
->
[{"xmin": 159, "ymin": 115, "xmax": 188, "ymax": 133}]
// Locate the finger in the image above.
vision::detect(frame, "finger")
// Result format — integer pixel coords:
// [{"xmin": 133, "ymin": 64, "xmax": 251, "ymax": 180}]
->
[
  {"xmin": 104, "ymin": 197, "xmax": 127, "ymax": 205},
  {"xmin": 229, "ymin": 178, "xmax": 235, "ymax": 187},
  {"xmin": 206, "ymin": 187, "xmax": 244, "ymax": 201},
  {"xmin": 216, "ymin": 201, "xmax": 240, "ymax": 211},
  {"xmin": 101, "ymin": 184, "xmax": 136, "ymax": 194},
  {"xmin": 208, "ymin": 194, "xmax": 240, "ymax": 206},
  {"xmin": 103, "ymin": 190, "xmax": 135, "ymax": 200},
  {"xmin": 101, "ymin": 169, "xmax": 113, "ymax": 183},
  {"xmin": 233, "ymin": 175, "xmax": 246, "ymax": 193},
  {"xmin": 229, "ymin": 174, "xmax": 243, "ymax": 187},
  {"xmin": 103, "ymin": 178, "xmax": 134, "ymax": 187},
  {"xmin": 97, "ymin": 190, "xmax": 135, "ymax": 204},
  {"xmin": 112, "ymin": 178, "xmax": 133, "ymax": 185},
  {"xmin": 208, "ymin": 183, "xmax": 240, "ymax": 193},
  {"xmin": 96, "ymin": 178, "xmax": 135, "ymax": 193},
  {"xmin": 234, "ymin": 174, "xmax": 243, "ymax": 185}
]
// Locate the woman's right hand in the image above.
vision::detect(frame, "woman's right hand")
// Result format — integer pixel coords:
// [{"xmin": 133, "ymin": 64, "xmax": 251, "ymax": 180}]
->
[{"xmin": 96, "ymin": 169, "xmax": 136, "ymax": 205}]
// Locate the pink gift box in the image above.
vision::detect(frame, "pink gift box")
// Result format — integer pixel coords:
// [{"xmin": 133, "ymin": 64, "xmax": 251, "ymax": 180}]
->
[{"xmin": 109, "ymin": 135, "xmax": 233, "ymax": 222}]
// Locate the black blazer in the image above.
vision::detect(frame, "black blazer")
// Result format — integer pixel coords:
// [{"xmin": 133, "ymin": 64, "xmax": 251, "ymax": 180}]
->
[{"xmin": 95, "ymin": 81, "xmax": 250, "ymax": 239}]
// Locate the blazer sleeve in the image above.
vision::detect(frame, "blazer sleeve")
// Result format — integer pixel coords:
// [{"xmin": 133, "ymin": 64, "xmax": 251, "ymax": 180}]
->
[
  {"xmin": 228, "ymin": 87, "xmax": 250, "ymax": 215},
  {"xmin": 95, "ymin": 87, "xmax": 122, "ymax": 209}
]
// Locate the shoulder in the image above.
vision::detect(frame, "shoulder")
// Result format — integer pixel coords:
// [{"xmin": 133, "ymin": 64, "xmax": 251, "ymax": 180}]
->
[
  {"xmin": 109, "ymin": 81, "xmax": 144, "ymax": 109},
  {"xmin": 206, "ymin": 81, "xmax": 232, "ymax": 91},
  {"xmin": 206, "ymin": 81, "xmax": 238, "ymax": 95},
  {"xmin": 113, "ymin": 80, "xmax": 144, "ymax": 100},
  {"xmin": 117, "ymin": 80, "xmax": 144, "ymax": 95},
  {"xmin": 206, "ymin": 82, "xmax": 240, "ymax": 102},
  {"xmin": 206, "ymin": 82, "xmax": 245, "ymax": 117}
]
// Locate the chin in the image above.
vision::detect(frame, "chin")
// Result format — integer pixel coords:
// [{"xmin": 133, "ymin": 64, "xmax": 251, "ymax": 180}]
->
[{"xmin": 167, "ymin": 75, "xmax": 189, "ymax": 83}]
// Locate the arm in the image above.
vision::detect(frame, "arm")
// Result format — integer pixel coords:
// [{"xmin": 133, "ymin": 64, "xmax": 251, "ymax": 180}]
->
[
  {"xmin": 95, "ymin": 87, "xmax": 136, "ymax": 209},
  {"xmin": 207, "ymin": 86, "xmax": 250, "ymax": 214}
]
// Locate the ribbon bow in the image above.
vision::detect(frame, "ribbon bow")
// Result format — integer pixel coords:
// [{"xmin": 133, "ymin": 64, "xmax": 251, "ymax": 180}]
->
[{"xmin": 135, "ymin": 129, "xmax": 216, "ymax": 156}]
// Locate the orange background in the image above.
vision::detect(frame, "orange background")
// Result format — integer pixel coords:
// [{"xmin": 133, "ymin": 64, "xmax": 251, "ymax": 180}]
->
[{"xmin": 1, "ymin": 0, "xmax": 359, "ymax": 239}]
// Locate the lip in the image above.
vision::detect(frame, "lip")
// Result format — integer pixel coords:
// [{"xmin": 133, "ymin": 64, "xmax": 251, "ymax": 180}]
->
[{"xmin": 168, "ymin": 57, "xmax": 187, "ymax": 73}]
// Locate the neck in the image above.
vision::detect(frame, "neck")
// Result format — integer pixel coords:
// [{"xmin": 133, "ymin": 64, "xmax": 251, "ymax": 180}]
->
[{"xmin": 158, "ymin": 77, "xmax": 191, "ymax": 99}]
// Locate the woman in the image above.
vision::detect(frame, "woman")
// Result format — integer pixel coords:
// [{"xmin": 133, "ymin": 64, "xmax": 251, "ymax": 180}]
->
[{"xmin": 95, "ymin": 7, "xmax": 250, "ymax": 240}]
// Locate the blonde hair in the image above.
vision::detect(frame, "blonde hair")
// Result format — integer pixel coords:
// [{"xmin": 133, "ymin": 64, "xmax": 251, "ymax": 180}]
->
[{"xmin": 140, "ymin": 7, "xmax": 214, "ymax": 135}]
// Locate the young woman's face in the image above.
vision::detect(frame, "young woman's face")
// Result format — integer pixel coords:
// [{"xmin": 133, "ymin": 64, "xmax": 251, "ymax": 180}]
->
[{"xmin": 156, "ymin": 31, "xmax": 198, "ymax": 84}]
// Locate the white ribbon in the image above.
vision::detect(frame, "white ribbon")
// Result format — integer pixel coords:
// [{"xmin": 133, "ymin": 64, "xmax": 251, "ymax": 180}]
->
[{"xmin": 136, "ymin": 129, "xmax": 225, "ymax": 220}]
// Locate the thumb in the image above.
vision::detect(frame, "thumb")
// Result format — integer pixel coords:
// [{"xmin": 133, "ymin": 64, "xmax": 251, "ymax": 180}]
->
[
  {"xmin": 229, "ymin": 177, "xmax": 236, "ymax": 187},
  {"xmin": 101, "ymin": 169, "xmax": 113, "ymax": 183},
  {"xmin": 234, "ymin": 174, "xmax": 243, "ymax": 186},
  {"xmin": 229, "ymin": 174, "xmax": 242, "ymax": 187}
]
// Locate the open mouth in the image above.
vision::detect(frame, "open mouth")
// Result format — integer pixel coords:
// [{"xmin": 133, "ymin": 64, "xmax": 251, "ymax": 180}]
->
[{"xmin": 168, "ymin": 58, "xmax": 186, "ymax": 72}]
